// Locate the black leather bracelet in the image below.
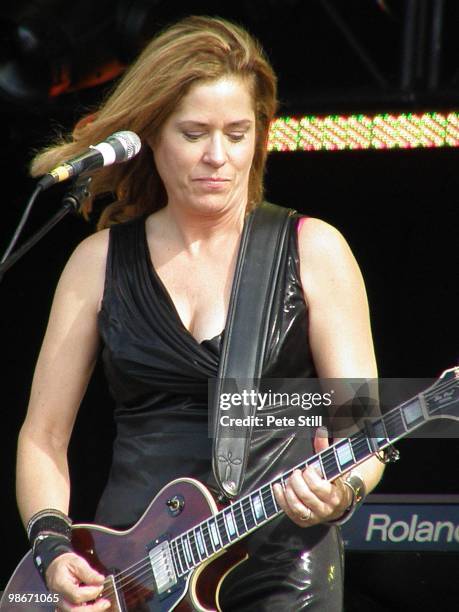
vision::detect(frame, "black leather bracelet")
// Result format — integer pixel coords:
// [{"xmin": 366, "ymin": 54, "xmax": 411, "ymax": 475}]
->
[
  {"xmin": 27, "ymin": 509, "xmax": 72, "ymax": 544},
  {"xmin": 33, "ymin": 534, "xmax": 74, "ymax": 583},
  {"xmin": 27, "ymin": 510, "xmax": 74, "ymax": 584}
]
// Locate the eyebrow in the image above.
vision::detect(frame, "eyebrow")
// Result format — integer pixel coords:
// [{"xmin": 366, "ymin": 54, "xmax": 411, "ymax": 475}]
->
[{"xmin": 176, "ymin": 119, "xmax": 253, "ymax": 129}]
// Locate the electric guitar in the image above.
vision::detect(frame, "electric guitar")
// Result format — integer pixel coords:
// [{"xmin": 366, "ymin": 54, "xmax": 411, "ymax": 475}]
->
[{"xmin": 2, "ymin": 367, "xmax": 458, "ymax": 611}]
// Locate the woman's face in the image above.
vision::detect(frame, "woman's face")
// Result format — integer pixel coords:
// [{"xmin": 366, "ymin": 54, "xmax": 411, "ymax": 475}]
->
[{"xmin": 152, "ymin": 76, "xmax": 256, "ymax": 216}]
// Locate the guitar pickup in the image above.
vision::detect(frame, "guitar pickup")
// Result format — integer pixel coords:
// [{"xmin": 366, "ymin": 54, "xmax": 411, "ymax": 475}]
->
[{"xmin": 148, "ymin": 540, "xmax": 178, "ymax": 596}]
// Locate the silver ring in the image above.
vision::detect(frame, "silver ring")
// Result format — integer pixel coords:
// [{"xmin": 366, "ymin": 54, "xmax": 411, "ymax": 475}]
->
[{"xmin": 299, "ymin": 507, "xmax": 312, "ymax": 522}]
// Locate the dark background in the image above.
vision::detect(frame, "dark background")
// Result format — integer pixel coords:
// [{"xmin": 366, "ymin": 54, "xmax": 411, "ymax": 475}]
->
[{"xmin": 1, "ymin": 1, "xmax": 458, "ymax": 610}]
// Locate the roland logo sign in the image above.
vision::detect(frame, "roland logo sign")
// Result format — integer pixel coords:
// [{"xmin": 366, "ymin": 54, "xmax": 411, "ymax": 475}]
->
[{"xmin": 366, "ymin": 514, "xmax": 459, "ymax": 544}]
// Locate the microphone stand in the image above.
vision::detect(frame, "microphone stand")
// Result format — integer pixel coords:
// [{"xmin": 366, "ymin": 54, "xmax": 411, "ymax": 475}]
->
[{"xmin": 0, "ymin": 175, "xmax": 92, "ymax": 284}]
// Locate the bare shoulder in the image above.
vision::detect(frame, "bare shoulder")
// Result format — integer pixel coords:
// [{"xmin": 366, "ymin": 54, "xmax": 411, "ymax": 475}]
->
[
  {"xmin": 69, "ymin": 227, "xmax": 110, "ymax": 262},
  {"xmin": 297, "ymin": 217, "xmax": 354, "ymax": 263},
  {"xmin": 297, "ymin": 217, "xmax": 365, "ymax": 302},
  {"xmin": 56, "ymin": 228, "xmax": 110, "ymax": 311}
]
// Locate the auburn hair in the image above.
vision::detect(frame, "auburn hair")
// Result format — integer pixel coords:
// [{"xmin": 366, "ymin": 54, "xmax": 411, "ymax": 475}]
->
[{"xmin": 30, "ymin": 16, "xmax": 278, "ymax": 229}]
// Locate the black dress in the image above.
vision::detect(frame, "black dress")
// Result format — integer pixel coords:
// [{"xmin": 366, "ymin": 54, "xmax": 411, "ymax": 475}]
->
[{"xmin": 96, "ymin": 212, "xmax": 344, "ymax": 611}]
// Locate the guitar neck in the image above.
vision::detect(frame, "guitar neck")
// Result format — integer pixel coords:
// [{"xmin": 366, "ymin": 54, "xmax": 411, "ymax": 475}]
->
[{"xmin": 169, "ymin": 373, "xmax": 457, "ymax": 577}]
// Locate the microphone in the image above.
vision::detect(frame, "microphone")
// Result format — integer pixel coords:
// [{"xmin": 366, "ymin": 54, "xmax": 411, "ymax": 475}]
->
[{"xmin": 38, "ymin": 131, "xmax": 142, "ymax": 190}]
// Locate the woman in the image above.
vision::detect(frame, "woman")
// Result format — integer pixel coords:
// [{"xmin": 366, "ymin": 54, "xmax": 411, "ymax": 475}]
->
[{"xmin": 17, "ymin": 15, "xmax": 384, "ymax": 611}]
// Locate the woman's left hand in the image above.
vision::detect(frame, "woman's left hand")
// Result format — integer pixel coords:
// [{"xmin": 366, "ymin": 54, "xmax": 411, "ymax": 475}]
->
[{"xmin": 273, "ymin": 429, "xmax": 352, "ymax": 527}]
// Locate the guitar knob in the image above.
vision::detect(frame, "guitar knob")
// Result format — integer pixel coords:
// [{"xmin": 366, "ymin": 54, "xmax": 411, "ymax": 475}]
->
[{"xmin": 166, "ymin": 495, "xmax": 184, "ymax": 515}]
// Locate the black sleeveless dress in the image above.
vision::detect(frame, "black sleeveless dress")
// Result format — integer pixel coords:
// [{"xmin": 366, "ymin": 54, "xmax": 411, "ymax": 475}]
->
[{"xmin": 96, "ymin": 213, "xmax": 344, "ymax": 611}]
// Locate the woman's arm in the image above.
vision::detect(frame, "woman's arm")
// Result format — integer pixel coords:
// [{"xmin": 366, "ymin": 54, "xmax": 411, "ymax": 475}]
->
[
  {"xmin": 274, "ymin": 217, "xmax": 384, "ymax": 526},
  {"xmin": 16, "ymin": 230, "xmax": 111, "ymax": 609}
]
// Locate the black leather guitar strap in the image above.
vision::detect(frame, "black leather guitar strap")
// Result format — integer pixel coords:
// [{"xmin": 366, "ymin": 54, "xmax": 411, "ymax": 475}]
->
[{"xmin": 210, "ymin": 201, "xmax": 295, "ymax": 499}]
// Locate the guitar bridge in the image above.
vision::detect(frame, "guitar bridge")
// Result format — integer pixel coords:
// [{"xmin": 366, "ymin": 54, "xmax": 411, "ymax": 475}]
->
[{"xmin": 149, "ymin": 540, "xmax": 178, "ymax": 596}]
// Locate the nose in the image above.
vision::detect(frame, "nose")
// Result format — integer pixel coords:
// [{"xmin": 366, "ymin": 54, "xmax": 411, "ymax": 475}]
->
[{"xmin": 203, "ymin": 133, "xmax": 227, "ymax": 167}]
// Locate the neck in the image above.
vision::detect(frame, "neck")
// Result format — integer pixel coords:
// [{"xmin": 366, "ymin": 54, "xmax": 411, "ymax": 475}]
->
[{"xmin": 155, "ymin": 200, "xmax": 247, "ymax": 255}]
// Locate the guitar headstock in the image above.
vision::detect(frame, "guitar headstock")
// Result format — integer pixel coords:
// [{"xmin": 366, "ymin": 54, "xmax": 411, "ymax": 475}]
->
[
  {"xmin": 440, "ymin": 366, "xmax": 459, "ymax": 379},
  {"xmin": 424, "ymin": 366, "xmax": 459, "ymax": 421}
]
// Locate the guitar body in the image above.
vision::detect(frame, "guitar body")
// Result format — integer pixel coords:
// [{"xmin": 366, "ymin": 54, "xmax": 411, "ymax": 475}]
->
[
  {"xmin": 1, "ymin": 479, "xmax": 248, "ymax": 611},
  {"xmin": 3, "ymin": 368, "xmax": 457, "ymax": 611}
]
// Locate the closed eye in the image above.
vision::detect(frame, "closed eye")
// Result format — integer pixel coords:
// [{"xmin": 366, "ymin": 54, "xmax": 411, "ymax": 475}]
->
[
  {"xmin": 183, "ymin": 132, "xmax": 204, "ymax": 141},
  {"xmin": 182, "ymin": 132, "xmax": 247, "ymax": 142},
  {"xmin": 227, "ymin": 132, "xmax": 246, "ymax": 142}
]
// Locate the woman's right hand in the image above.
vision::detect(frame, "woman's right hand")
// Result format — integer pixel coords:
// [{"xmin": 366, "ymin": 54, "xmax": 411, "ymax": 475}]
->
[{"xmin": 45, "ymin": 552, "xmax": 111, "ymax": 611}]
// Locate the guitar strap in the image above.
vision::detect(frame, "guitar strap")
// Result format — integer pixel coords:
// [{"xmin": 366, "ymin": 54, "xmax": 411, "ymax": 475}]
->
[{"xmin": 210, "ymin": 201, "xmax": 295, "ymax": 499}]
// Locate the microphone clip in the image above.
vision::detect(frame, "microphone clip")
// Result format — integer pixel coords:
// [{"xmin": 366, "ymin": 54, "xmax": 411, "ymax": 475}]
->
[{"xmin": 61, "ymin": 175, "xmax": 92, "ymax": 214}]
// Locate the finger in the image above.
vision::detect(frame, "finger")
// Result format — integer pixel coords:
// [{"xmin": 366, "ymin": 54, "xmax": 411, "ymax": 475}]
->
[
  {"xmin": 273, "ymin": 482, "xmax": 292, "ymax": 515},
  {"xmin": 48, "ymin": 556, "xmax": 105, "ymax": 605},
  {"xmin": 288, "ymin": 469, "xmax": 330, "ymax": 517},
  {"xmin": 56, "ymin": 586, "xmax": 107, "ymax": 608},
  {"xmin": 73, "ymin": 585, "xmax": 109, "ymax": 604},
  {"xmin": 283, "ymin": 473, "xmax": 314, "ymax": 516},
  {"xmin": 301, "ymin": 467, "xmax": 333, "ymax": 500},
  {"xmin": 273, "ymin": 482, "xmax": 312, "ymax": 527},
  {"xmin": 303, "ymin": 468, "xmax": 347, "ymax": 517},
  {"xmin": 273, "ymin": 482, "xmax": 286, "ymax": 508},
  {"xmin": 313, "ymin": 426, "xmax": 330, "ymax": 454},
  {"xmin": 69, "ymin": 556, "xmax": 105, "ymax": 585},
  {"xmin": 288, "ymin": 469, "xmax": 316, "ymax": 505}
]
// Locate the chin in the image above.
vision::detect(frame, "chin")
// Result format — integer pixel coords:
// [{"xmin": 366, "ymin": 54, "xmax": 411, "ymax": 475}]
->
[{"xmin": 190, "ymin": 193, "xmax": 237, "ymax": 215}]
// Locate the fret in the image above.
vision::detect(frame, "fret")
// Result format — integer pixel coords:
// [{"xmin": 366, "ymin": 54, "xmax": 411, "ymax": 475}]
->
[
  {"xmin": 331, "ymin": 445, "xmax": 342, "ymax": 474},
  {"xmin": 176, "ymin": 538, "xmax": 189, "ymax": 572},
  {"xmin": 188, "ymin": 531, "xmax": 200, "ymax": 563},
  {"xmin": 216, "ymin": 514, "xmax": 229, "ymax": 546},
  {"xmin": 232, "ymin": 501, "xmax": 247, "ymax": 535},
  {"xmin": 208, "ymin": 518, "xmax": 222, "ymax": 549},
  {"xmin": 371, "ymin": 418, "xmax": 389, "ymax": 449},
  {"xmin": 321, "ymin": 447, "xmax": 340, "ymax": 479},
  {"xmin": 307, "ymin": 457, "xmax": 324, "ymax": 478},
  {"xmin": 182, "ymin": 535, "xmax": 194, "ymax": 566},
  {"xmin": 170, "ymin": 539, "xmax": 183, "ymax": 576},
  {"xmin": 251, "ymin": 492, "xmax": 266, "ymax": 522},
  {"xmin": 335, "ymin": 440, "xmax": 354, "ymax": 470},
  {"xmin": 272, "ymin": 476, "xmax": 286, "ymax": 506},
  {"xmin": 383, "ymin": 409, "xmax": 406, "ymax": 439},
  {"xmin": 224, "ymin": 508, "xmax": 238, "ymax": 540},
  {"xmin": 401, "ymin": 398, "xmax": 425, "ymax": 429},
  {"xmin": 262, "ymin": 485, "xmax": 278, "ymax": 517},
  {"xmin": 248, "ymin": 494, "xmax": 260, "ymax": 524},
  {"xmin": 194, "ymin": 527, "xmax": 206, "ymax": 559},
  {"xmin": 269, "ymin": 483, "xmax": 280, "ymax": 512},
  {"xmin": 201, "ymin": 523, "xmax": 214, "ymax": 554},
  {"xmin": 351, "ymin": 433, "xmax": 372, "ymax": 461},
  {"xmin": 258, "ymin": 487, "xmax": 268, "ymax": 518},
  {"xmin": 348, "ymin": 439, "xmax": 357, "ymax": 463},
  {"xmin": 317, "ymin": 454, "xmax": 326, "ymax": 478},
  {"xmin": 241, "ymin": 496, "xmax": 256, "ymax": 529}
]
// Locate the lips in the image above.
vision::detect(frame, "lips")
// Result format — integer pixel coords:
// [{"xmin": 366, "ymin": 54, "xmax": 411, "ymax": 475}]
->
[
  {"xmin": 193, "ymin": 177, "xmax": 231, "ymax": 191},
  {"xmin": 194, "ymin": 177, "xmax": 230, "ymax": 182}
]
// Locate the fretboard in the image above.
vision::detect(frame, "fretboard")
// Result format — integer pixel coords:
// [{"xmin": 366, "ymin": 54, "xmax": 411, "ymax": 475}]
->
[{"xmin": 169, "ymin": 376, "xmax": 450, "ymax": 577}]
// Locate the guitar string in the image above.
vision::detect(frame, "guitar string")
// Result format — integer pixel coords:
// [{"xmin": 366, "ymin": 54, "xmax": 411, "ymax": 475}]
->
[
  {"xmin": 96, "ymin": 374, "xmax": 458, "ymax": 599},
  {"xmin": 100, "ymin": 376, "xmax": 459, "ymax": 601},
  {"xmin": 99, "ymin": 374, "xmax": 459, "ymax": 599},
  {"xmin": 99, "ymin": 375, "xmax": 459, "ymax": 597}
]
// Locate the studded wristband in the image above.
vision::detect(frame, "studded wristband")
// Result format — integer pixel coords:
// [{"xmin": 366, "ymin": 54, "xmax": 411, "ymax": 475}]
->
[
  {"xmin": 328, "ymin": 471, "xmax": 366, "ymax": 526},
  {"xmin": 27, "ymin": 509, "xmax": 74, "ymax": 584}
]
